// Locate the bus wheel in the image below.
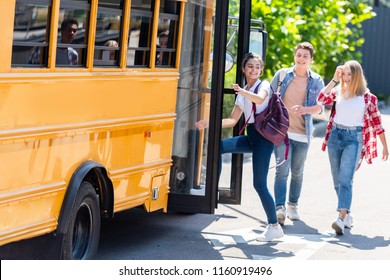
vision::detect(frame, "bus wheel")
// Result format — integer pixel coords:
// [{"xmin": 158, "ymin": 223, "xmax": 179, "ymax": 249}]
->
[{"xmin": 61, "ymin": 181, "xmax": 100, "ymax": 260}]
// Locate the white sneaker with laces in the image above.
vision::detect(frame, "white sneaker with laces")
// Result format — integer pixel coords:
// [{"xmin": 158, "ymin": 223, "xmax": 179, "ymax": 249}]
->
[
  {"xmin": 287, "ymin": 205, "xmax": 300, "ymax": 220},
  {"xmin": 256, "ymin": 224, "xmax": 284, "ymax": 242},
  {"xmin": 276, "ymin": 207, "xmax": 286, "ymax": 225},
  {"xmin": 332, "ymin": 216, "xmax": 345, "ymax": 235},
  {"xmin": 344, "ymin": 213, "xmax": 353, "ymax": 228}
]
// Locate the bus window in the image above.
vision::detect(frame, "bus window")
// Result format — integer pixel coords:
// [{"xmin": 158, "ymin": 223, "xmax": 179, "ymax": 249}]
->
[
  {"xmin": 127, "ymin": 1, "xmax": 153, "ymax": 67},
  {"xmin": 93, "ymin": 0, "xmax": 123, "ymax": 67},
  {"xmin": 57, "ymin": 0, "xmax": 91, "ymax": 67},
  {"xmin": 156, "ymin": 0, "xmax": 180, "ymax": 67},
  {"xmin": 11, "ymin": 0, "xmax": 52, "ymax": 67}
]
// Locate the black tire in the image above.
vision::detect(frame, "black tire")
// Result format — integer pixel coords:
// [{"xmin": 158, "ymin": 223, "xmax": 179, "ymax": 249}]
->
[{"xmin": 61, "ymin": 181, "xmax": 100, "ymax": 260}]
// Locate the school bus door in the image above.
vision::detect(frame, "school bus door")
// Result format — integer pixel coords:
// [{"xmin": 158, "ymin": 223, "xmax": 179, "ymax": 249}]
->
[{"xmin": 168, "ymin": 0, "xmax": 268, "ymax": 213}]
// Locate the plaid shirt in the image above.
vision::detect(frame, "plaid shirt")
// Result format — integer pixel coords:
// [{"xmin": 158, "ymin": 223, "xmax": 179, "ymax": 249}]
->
[{"xmin": 317, "ymin": 88, "xmax": 385, "ymax": 168}]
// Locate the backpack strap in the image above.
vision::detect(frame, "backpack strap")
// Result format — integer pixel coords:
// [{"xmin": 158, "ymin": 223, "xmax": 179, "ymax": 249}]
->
[
  {"xmin": 277, "ymin": 68, "xmax": 287, "ymax": 92},
  {"xmin": 270, "ymin": 136, "xmax": 289, "ymax": 168},
  {"xmin": 239, "ymin": 81, "xmax": 262, "ymax": 135}
]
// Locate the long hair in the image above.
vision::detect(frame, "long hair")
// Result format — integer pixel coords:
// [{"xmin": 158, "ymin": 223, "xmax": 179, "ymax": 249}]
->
[{"xmin": 340, "ymin": 60, "xmax": 367, "ymax": 98}]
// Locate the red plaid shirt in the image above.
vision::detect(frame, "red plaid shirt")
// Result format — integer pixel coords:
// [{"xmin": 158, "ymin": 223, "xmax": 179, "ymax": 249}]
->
[{"xmin": 317, "ymin": 89, "xmax": 385, "ymax": 168}]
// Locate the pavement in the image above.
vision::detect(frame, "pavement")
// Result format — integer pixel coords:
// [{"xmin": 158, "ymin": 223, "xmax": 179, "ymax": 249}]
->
[
  {"xmin": 205, "ymin": 105, "xmax": 390, "ymax": 260},
  {"xmin": 92, "ymin": 105, "xmax": 390, "ymax": 261},
  {"xmin": 2, "ymin": 107, "xmax": 389, "ymax": 261}
]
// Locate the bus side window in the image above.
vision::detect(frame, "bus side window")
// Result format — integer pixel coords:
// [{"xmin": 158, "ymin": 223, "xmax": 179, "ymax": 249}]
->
[
  {"xmin": 11, "ymin": 0, "xmax": 52, "ymax": 67},
  {"xmin": 93, "ymin": 0, "xmax": 123, "ymax": 67},
  {"xmin": 57, "ymin": 0, "xmax": 91, "ymax": 67},
  {"xmin": 127, "ymin": 1, "xmax": 153, "ymax": 67},
  {"xmin": 156, "ymin": 0, "xmax": 180, "ymax": 68}
]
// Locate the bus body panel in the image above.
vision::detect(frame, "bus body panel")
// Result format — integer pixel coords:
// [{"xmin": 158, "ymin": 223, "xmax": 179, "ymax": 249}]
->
[{"xmin": 0, "ymin": 75, "xmax": 177, "ymax": 246}]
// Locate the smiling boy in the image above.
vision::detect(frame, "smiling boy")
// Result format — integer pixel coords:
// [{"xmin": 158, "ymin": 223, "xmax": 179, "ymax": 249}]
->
[{"xmin": 270, "ymin": 42, "xmax": 325, "ymax": 225}]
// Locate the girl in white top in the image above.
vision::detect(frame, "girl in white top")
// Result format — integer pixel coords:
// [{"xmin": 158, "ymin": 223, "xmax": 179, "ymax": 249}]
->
[
  {"xmin": 195, "ymin": 52, "xmax": 284, "ymax": 242},
  {"xmin": 318, "ymin": 60, "xmax": 388, "ymax": 235}
]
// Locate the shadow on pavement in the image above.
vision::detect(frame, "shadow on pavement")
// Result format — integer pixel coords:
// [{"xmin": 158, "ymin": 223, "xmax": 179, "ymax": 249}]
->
[
  {"xmin": 325, "ymin": 230, "xmax": 390, "ymax": 251},
  {"xmin": 95, "ymin": 207, "xmax": 222, "ymax": 260}
]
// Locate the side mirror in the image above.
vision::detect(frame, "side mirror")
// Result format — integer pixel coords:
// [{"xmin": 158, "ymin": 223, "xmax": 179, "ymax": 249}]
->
[
  {"xmin": 225, "ymin": 51, "xmax": 234, "ymax": 72},
  {"xmin": 209, "ymin": 51, "xmax": 235, "ymax": 73}
]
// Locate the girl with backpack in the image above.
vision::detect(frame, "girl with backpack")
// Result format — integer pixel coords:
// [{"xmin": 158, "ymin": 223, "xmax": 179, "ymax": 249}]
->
[{"xmin": 195, "ymin": 52, "xmax": 284, "ymax": 241}]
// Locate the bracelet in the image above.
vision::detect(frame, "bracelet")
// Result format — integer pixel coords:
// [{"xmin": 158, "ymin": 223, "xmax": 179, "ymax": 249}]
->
[{"xmin": 332, "ymin": 79, "xmax": 338, "ymax": 84}]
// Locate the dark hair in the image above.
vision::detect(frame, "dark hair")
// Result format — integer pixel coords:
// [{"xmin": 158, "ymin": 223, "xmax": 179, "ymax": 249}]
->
[
  {"xmin": 294, "ymin": 42, "xmax": 314, "ymax": 57},
  {"xmin": 241, "ymin": 52, "xmax": 264, "ymax": 69},
  {"xmin": 61, "ymin": 18, "xmax": 79, "ymax": 31}
]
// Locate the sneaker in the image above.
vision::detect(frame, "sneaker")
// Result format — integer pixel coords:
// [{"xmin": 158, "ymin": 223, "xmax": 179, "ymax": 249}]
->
[
  {"xmin": 332, "ymin": 216, "xmax": 345, "ymax": 235},
  {"xmin": 287, "ymin": 205, "xmax": 300, "ymax": 220},
  {"xmin": 344, "ymin": 213, "xmax": 353, "ymax": 228},
  {"xmin": 276, "ymin": 206, "xmax": 286, "ymax": 225},
  {"xmin": 256, "ymin": 224, "xmax": 284, "ymax": 242}
]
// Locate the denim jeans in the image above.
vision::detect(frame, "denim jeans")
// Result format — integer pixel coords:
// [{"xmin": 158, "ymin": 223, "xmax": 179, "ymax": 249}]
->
[
  {"xmin": 327, "ymin": 126, "xmax": 363, "ymax": 212},
  {"xmin": 274, "ymin": 138, "xmax": 309, "ymax": 208},
  {"xmin": 220, "ymin": 124, "xmax": 277, "ymax": 224}
]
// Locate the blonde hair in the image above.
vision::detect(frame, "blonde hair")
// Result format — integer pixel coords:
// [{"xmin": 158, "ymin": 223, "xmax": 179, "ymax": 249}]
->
[
  {"xmin": 104, "ymin": 40, "xmax": 118, "ymax": 47},
  {"xmin": 340, "ymin": 60, "xmax": 367, "ymax": 98}
]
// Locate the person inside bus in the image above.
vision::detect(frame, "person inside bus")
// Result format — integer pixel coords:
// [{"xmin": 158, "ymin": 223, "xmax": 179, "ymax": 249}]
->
[
  {"xmin": 101, "ymin": 40, "xmax": 118, "ymax": 61},
  {"xmin": 156, "ymin": 31, "xmax": 168, "ymax": 65},
  {"xmin": 195, "ymin": 52, "xmax": 285, "ymax": 242},
  {"xmin": 28, "ymin": 18, "xmax": 79, "ymax": 65}
]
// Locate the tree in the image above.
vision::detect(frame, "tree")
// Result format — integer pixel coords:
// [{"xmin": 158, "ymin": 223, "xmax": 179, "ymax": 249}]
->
[
  {"xmin": 222, "ymin": 1, "xmax": 375, "ymax": 138},
  {"xmin": 248, "ymin": 0, "xmax": 375, "ymax": 81}
]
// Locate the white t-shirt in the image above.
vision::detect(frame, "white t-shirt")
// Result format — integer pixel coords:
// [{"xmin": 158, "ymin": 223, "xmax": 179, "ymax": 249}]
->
[
  {"xmin": 334, "ymin": 94, "xmax": 365, "ymax": 127},
  {"xmin": 235, "ymin": 80, "xmax": 271, "ymax": 124}
]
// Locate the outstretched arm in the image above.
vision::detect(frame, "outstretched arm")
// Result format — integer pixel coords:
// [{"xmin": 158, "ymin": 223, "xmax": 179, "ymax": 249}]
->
[
  {"xmin": 195, "ymin": 105, "xmax": 243, "ymax": 130},
  {"xmin": 232, "ymin": 84, "xmax": 268, "ymax": 105}
]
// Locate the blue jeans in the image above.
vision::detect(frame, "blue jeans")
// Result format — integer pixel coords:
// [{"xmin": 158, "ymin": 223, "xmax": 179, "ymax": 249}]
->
[
  {"xmin": 220, "ymin": 124, "xmax": 277, "ymax": 224},
  {"xmin": 274, "ymin": 138, "xmax": 309, "ymax": 208},
  {"xmin": 327, "ymin": 125, "xmax": 362, "ymax": 212}
]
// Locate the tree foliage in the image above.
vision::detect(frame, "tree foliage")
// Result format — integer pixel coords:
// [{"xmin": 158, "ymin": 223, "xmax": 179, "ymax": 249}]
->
[
  {"xmin": 221, "ymin": 1, "xmax": 375, "ymax": 138},
  {"xmin": 245, "ymin": 0, "xmax": 376, "ymax": 81}
]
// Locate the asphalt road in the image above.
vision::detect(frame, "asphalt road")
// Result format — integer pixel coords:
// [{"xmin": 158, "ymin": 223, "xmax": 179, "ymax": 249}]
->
[
  {"xmin": 94, "ymin": 109, "xmax": 390, "ymax": 260},
  {"xmin": 1, "ymin": 109, "xmax": 389, "ymax": 261}
]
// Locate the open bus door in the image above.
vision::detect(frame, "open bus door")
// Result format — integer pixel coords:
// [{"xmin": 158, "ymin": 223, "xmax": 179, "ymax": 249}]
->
[{"xmin": 168, "ymin": 0, "xmax": 268, "ymax": 213}]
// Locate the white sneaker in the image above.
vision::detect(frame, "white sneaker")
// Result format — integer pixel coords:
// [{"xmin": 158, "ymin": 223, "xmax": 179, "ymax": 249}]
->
[
  {"xmin": 256, "ymin": 224, "xmax": 284, "ymax": 242},
  {"xmin": 287, "ymin": 205, "xmax": 300, "ymax": 220},
  {"xmin": 276, "ymin": 207, "xmax": 286, "ymax": 225},
  {"xmin": 332, "ymin": 216, "xmax": 345, "ymax": 235},
  {"xmin": 344, "ymin": 213, "xmax": 353, "ymax": 228}
]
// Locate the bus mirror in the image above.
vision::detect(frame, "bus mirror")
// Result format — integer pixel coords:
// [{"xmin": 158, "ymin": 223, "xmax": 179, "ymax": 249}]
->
[
  {"xmin": 225, "ymin": 52, "xmax": 234, "ymax": 72},
  {"xmin": 209, "ymin": 52, "xmax": 235, "ymax": 73}
]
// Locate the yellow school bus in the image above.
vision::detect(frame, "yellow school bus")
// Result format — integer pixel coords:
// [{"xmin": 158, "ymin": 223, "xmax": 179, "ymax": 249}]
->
[{"xmin": 0, "ymin": 0, "xmax": 267, "ymax": 259}]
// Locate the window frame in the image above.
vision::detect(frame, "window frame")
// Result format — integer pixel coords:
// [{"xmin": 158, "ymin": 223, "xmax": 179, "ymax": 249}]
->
[
  {"xmin": 9, "ymin": 0, "xmax": 185, "ymax": 71},
  {"xmin": 11, "ymin": 0, "xmax": 53, "ymax": 68},
  {"xmin": 93, "ymin": 1, "xmax": 124, "ymax": 68},
  {"xmin": 127, "ymin": 8, "xmax": 154, "ymax": 68}
]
